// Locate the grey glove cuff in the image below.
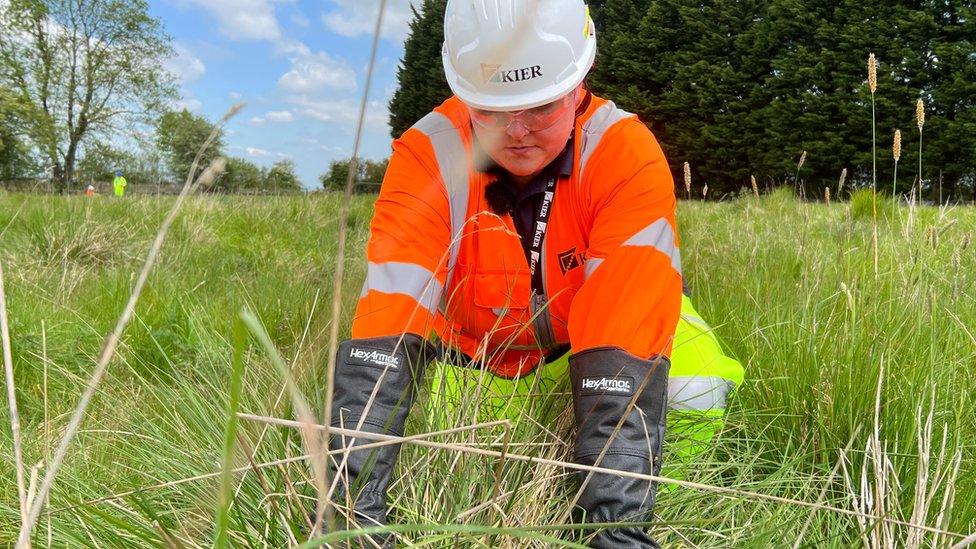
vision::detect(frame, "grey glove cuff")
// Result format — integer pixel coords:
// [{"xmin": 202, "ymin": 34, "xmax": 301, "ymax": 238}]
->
[
  {"xmin": 328, "ymin": 333, "xmax": 434, "ymax": 536},
  {"xmin": 330, "ymin": 334, "xmax": 434, "ymax": 434},
  {"xmin": 569, "ymin": 346, "xmax": 670, "ymax": 549}
]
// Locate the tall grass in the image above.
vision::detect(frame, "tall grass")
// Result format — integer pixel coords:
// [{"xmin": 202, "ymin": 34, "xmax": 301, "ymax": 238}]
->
[{"xmin": 1, "ymin": 191, "xmax": 973, "ymax": 546}]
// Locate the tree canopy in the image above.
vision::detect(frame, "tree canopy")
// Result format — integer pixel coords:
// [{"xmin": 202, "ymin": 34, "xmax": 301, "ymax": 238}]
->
[
  {"xmin": 0, "ymin": 0, "xmax": 177, "ymax": 191},
  {"xmin": 156, "ymin": 109, "xmax": 224, "ymax": 183},
  {"xmin": 320, "ymin": 157, "xmax": 389, "ymax": 193}
]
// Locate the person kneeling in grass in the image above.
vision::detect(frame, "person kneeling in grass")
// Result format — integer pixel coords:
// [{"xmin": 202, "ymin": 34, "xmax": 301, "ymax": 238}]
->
[{"xmin": 325, "ymin": 0, "xmax": 743, "ymax": 546}]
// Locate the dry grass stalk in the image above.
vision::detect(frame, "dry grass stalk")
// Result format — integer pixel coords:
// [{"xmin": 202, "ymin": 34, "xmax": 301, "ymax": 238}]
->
[
  {"xmin": 1, "ymin": 260, "xmax": 28, "ymax": 532},
  {"xmin": 702, "ymin": 184, "xmax": 708, "ymax": 199},
  {"xmin": 838, "ymin": 168, "xmax": 848, "ymax": 195},
  {"xmin": 794, "ymin": 150, "xmax": 807, "ymax": 197},
  {"xmin": 905, "ymin": 389, "xmax": 963, "ymax": 549},
  {"xmin": 916, "ymin": 98, "xmax": 925, "ymax": 201},
  {"xmin": 42, "ymin": 321, "xmax": 51, "ymax": 546},
  {"xmin": 319, "ymin": 0, "xmax": 389, "ymax": 535},
  {"xmin": 791, "ymin": 426, "xmax": 863, "ymax": 549},
  {"xmin": 51, "ymin": 417, "xmax": 510, "ymax": 516},
  {"xmin": 751, "ymin": 175, "xmax": 759, "ymax": 197},
  {"xmin": 230, "ymin": 289, "xmax": 320, "ymax": 513},
  {"xmin": 841, "ymin": 361, "xmax": 898, "ymax": 548},
  {"xmin": 868, "ymin": 52, "xmax": 879, "ymax": 276},
  {"xmin": 242, "ymin": 412, "xmax": 964, "ymax": 540},
  {"xmin": 15, "ymin": 103, "xmax": 240, "ymax": 548},
  {"xmin": 683, "ymin": 161, "xmax": 691, "ymax": 199},
  {"xmin": 825, "ymin": 187, "xmax": 831, "ymax": 205}
]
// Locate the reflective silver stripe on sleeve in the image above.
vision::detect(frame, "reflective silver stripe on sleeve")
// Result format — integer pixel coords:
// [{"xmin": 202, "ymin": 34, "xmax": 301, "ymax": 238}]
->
[
  {"xmin": 584, "ymin": 257, "xmax": 603, "ymax": 279},
  {"xmin": 584, "ymin": 219, "xmax": 681, "ymax": 279},
  {"xmin": 668, "ymin": 376, "xmax": 736, "ymax": 411},
  {"xmin": 360, "ymin": 261, "xmax": 443, "ymax": 317},
  {"xmin": 412, "ymin": 111, "xmax": 470, "ymax": 311},
  {"xmin": 579, "ymin": 101, "xmax": 634, "ymax": 177},
  {"xmin": 622, "ymin": 218, "xmax": 682, "ymax": 276}
]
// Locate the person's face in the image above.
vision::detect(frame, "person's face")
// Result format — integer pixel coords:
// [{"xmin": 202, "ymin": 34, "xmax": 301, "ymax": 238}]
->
[{"xmin": 469, "ymin": 88, "xmax": 579, "ymax": 179}]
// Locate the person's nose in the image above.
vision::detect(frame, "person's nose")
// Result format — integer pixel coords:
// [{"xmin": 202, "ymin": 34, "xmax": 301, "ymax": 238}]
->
[{"xmin": 505, "ymin": 117, "xmax": 530, "ymax": 140}]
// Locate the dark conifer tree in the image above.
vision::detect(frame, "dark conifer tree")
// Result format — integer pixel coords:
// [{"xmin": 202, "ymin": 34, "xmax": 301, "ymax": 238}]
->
[{"xmin": 388, "ymin": 0, "xmax": 451, "ymax": 139}]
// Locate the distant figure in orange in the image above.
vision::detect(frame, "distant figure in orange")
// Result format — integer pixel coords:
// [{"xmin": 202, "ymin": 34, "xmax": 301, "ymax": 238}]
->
[{"xmin": 85, "ymin": 184, "xmax": 96, "ymax": 197}]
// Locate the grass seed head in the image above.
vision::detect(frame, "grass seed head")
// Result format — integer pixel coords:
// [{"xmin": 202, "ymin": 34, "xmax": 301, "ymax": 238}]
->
[
  {"xmin": 751, "ymin": 175, "xmax": 759, "ymax": 197},
  {"xmin": 916, "ymin": 98, "xmax": 925, "ymax": 130},
  {"xmin": 702, "ymin": 183, "xmax": 708, "ymax": 198},
  {"xmin": 197, "ymin": 157, "xmax": 228, "ymax": 187},
  {"xmin": 838, "ymin": 168, "xmax": 847, "ymax": 194},
  {"xmin": 683, "ymin": 161, "xmax": 691, "ymax": 194},
  {"xmin": 798, "ymin": 150, "xmax": 807, "ymax": 170},
  {"xmin": 825, "ymin": 186, "xmax": 831, "ymax": 205},
  {"xmin": 868, "ymin": 53, "xmax": 877, "ymax": 93},
  {"xmin": 893, "ymin": 129, "xmax": 902, "ymax": 162}
]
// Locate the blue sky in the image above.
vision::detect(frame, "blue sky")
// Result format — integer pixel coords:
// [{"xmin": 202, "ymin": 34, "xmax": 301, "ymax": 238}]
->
[{"xmin": 153, "ymin": 0, "xmax": 418, "ymax": 188}]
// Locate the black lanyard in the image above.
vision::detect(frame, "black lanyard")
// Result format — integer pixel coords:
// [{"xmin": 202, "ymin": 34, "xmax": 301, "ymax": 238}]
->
[{"xmin": 527, "ymin": 175, "xmax": 557, "ymax": 296}]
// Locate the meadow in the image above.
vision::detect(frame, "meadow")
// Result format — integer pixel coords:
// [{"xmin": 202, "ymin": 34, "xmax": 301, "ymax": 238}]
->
[{"xmin": 0, "ymin": 190, "xmax": 973, "ymax": 547}]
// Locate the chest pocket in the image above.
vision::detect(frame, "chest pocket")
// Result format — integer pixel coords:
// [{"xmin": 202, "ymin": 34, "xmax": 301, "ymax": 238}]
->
[{"xmin": 470, "ymin": 213, "xmax": 531, "ymax": 312}]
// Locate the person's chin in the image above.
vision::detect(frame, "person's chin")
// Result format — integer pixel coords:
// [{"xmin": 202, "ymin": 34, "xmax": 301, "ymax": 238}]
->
[{"xmin": 499, "ymin": 155, "xmax": 543, "ymax": 176}]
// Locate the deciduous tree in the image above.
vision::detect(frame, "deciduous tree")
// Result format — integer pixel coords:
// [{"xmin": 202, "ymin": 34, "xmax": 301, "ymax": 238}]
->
[
  {"xmin": 155, "ymin": 109, "xmax": 223, "ymax": 183},
  {"xmin": 0, "ymin": 0, "xmax": 177, "ymax": 191}
]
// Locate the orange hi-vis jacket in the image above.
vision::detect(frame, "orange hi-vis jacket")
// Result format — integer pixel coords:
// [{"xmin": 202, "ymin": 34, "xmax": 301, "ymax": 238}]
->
[{"xmin": 352, "ymin": 92, "xmax": 682, "ymax": 378}]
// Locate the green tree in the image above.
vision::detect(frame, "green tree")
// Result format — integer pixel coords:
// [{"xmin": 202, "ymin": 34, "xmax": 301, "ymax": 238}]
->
[
  {"xmin": 217, "ymin": 157, "xmax": 263, "ymax": 191},
  {"xmin": 0, "ymin": 90, "xmax": 34, "ymax": 179},
  {"xmin": 0, "ymin": 0, "xmax": 177, "ymax": 192},
  {"xmin": 155, "ymin": 109, "xmax": 224, "ymax": 183},
  {"xmin": 77, "ymin": 141, "xmax": 132, "ymax": 182},
  {"xmin": 362, "ymin": 158, "xmax": 389, "ymax": 186},
  {"xmin": 263, "ymin": 159, "xmax": 302, "ymax": 192},
  {"xmin": 319, "ymin": 157, "xmax": 387, "ymax": 193},
  {"xmin": 387, "ymin": 0, "xmax": 450, "ymax": 138}
]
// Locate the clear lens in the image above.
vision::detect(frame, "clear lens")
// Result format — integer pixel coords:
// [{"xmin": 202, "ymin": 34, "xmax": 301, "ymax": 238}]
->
[{"xmin": 469, "ymin": 92, "xmax": 575, "ymax": 132}]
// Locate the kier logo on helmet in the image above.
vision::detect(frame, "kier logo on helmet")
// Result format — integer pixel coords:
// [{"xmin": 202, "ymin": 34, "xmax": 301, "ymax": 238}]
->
[
  {"xmin": 348, "ymin": 347, "xmax": 401, "ymax": 370},
  {"xmin": 481, "ymin": 63, "xmax": 543, "ymax": 84},
  {"xmin": 581, "ymin": 376, "xmax": 635, "ymax": 396}
]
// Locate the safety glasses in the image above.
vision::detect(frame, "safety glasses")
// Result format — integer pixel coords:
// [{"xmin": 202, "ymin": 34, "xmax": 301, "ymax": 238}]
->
[{"xmin": 468, "ymin": 90, "xmax": 577, "ymax": 132}]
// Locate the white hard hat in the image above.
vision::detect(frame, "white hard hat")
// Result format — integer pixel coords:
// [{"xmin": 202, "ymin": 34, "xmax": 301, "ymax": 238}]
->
[{"xmin": 442, "ymin": 0, "xmax": 596, "ymax": 111}]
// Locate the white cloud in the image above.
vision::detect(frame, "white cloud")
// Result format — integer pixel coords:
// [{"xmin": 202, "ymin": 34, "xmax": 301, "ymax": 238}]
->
[
  {"xmin": 180, "ymin": 0, "xmax": 281, "ymax": 41},
  {"xmin": 245, "ymin": 146, "xmax": 289, "ymax": 159},
  {"xmin": 278, "ymin": 50, "xmax": 357, "ymax": 93},
  {"xmin": 321, "ymin": 0, "xmax": 415, "ymax": 42},
  {"xmin": 265, "ymin": 110, "xmax": 294, "ymax": 123},
  {"xmin": 165, "ymin": 43, "xmax": 206, "ymax": 84},
  {"xmin": 228, "ymin": 91, "xmax": 242, "ymax": 100},
  {"xmin": 249, "ymin": 111, "xmax": 293, "ymax": 125},
  {"xmin": 290, "ymin": 95, "xmax": 389, "ymax": 133},
  {"xmin": 175, "ymin": 98, "xmax": 203, "ymax": 112}
]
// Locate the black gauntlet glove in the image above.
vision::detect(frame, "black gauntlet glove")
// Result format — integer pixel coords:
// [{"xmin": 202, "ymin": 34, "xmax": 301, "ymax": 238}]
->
[
  {"xmin": 569, "ymin": 347, "xmax": 670, "ymax": 548},
  {"xmin": 328, "ymin": 334, "xmax": 434, "ymax": 547}
]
